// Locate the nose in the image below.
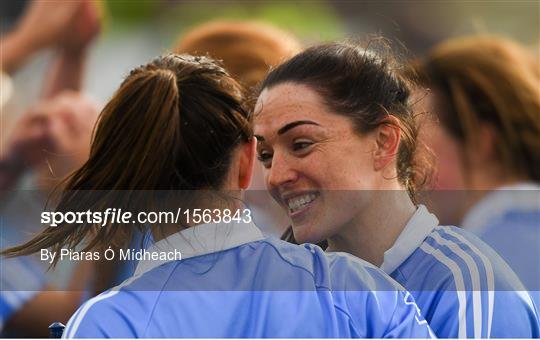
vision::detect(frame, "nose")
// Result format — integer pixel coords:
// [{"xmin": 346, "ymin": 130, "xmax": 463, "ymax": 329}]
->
[{"xmin": 265, "ymin": 152, "xmax": 299, "ymax": 190}]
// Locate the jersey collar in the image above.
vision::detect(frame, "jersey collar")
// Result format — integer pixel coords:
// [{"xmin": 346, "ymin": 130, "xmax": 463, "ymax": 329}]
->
[
  {"xmin": 134, "ymin": 219, "xmax": 265, "ymax": 276},
  {"xmin": 462, "ymin": 182, "xmax": 540, "ymax": 234},
  {"xmin": 380, "ymin": 205, "xmax": 439, "ymax": 275}
]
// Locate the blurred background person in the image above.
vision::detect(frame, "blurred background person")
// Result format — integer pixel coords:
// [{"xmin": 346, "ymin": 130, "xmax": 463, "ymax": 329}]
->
[
  {"xmin": 175, "ymin": 20, "xmax": 301, "ymax": 89},
  {"xmin": 414, "ymin": 35, "xmax": 540, "ymax": 308},
  {"xmin": 0, "ymin": 0, "xmax": 101, "ymax": 336}
]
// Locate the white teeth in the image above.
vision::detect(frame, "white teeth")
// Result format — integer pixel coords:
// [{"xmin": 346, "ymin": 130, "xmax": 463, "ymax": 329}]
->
[{"xmin": 286, "ymin": 194, "xmax": 317, "ymax": 213}]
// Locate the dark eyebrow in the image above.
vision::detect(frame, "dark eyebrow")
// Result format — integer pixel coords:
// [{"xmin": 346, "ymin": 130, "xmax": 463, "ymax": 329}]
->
[
  {"xmin": 277, "ymin": 120, "xmax": 320, "ymax": 135},
  {"xmin": 254, "ymin": 120, "xmax": 320, "ymax": 142}
]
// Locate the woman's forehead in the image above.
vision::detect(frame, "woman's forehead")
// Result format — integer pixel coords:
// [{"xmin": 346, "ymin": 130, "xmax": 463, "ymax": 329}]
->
[{"xmin": 254, "ymin": 83, "xmax": 332, "ymax": 126}]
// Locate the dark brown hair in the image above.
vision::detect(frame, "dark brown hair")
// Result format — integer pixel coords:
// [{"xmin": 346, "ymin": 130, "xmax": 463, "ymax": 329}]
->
[
  {"xmin": 419, "ymin": 36, "xmax": 540, "ymax": 181},
  {"xmin": 260, "ymin": 41, "xmax": 422, "ymax": 198},
  {"xmin": 2, "ymin": 54, "xmax": 252, "ymax": 262}
]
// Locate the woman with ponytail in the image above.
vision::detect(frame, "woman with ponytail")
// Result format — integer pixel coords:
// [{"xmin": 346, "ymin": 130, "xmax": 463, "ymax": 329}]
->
[
  {"xmin": 253, "ymin": 41, "xmax": 539, "ymax": 338},
  {"xmin": 3, "ymin": 54, "xmax": 434, "ymax": 338}
]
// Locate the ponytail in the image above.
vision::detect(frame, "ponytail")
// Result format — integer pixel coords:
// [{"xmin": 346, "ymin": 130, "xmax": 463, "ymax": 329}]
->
[{"xmin": 2, "ymin": 54, "xmax": 252, "ymax": 263}]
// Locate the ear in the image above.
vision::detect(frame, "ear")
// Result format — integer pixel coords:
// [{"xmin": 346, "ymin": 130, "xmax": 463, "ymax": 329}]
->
[
  {"xmin": 373, "ymin": 117, "xmax": 401, "ymax": 173},
  {"xmin": 238, "ymin": 137, "xmax": 257, "ymax": 189}
]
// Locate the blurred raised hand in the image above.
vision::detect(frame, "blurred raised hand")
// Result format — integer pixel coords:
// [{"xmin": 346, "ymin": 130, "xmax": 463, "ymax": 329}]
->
[
  {"xmin": 2, "ymin": 0, "xmax": 103, "ymax": 75},
  {"xmin": 1, "ymin": 91, "xmax": 100, "ymax": 191},
  {"xmin": 1, "ymin": 1, "xmax": 103, "ymax": 196},
  {"xmin": 41, "ymin": 0, "xmax": 103, "ymax": 98},
  {"xmin": 62, "ymin": 0, "xmax": 103, "ymax": 53},
  {"xmin": 33, "ymin": 91, "xmax": 100, "ymax": 190}
]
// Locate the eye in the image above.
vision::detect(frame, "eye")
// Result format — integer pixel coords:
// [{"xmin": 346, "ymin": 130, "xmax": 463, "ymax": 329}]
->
[
  {"xmin": 256, "ymin": 150, "xmax": 273, "ymax": 168},
  {"xmin": 292, "ymin": 139, "xmax": 314, "ymax": 152}
]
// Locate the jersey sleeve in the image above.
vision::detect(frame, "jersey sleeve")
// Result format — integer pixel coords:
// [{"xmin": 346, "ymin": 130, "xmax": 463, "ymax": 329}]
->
[
  {"xmin": 379, "ymin": 290, "xmax": 435, "ymax": 338},
  {"xmin": 418, "ymin": 226, "xmax": 540, "ymax": 338},
  {"xmin": 336, "ymin": 260, "xmax": 434, "ymax": 338}
]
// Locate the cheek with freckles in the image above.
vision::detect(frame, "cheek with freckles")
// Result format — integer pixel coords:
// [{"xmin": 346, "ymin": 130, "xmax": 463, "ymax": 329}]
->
[
  {"xmin": 284, "ymin": 139, "xmax": 378, "ymax": 243},
  {"xmin": 289, "ymin": 189, "xmax": 374, "ymax": 244}
]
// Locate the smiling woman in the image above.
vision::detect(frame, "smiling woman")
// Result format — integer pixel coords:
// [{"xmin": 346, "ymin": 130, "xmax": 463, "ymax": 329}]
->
[
  {"xmin": 254, "ymin": 41, "xmax": 539, "ymax": 338},
  {"xmin": 255, "ymin": 82, "xmax": 409, "ymax": 245},
  {"xmin": 254, "ymin": 42, "xmax": 421, "ymax": 252}
]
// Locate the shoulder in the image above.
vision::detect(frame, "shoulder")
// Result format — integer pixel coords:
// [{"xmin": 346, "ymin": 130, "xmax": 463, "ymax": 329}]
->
[
  {"xmin": 260, "ymin": 237, "xmax": 401, "ymax": 291},
  {"xmin": 325, "ymin": 250, "xmax": 405, "ymax": 292},
  {"xmin": 474, "ymin": 209, "xmax": 540, "ymax": 243},
  {"xmin": 63, "ymin": 275, "xmax": 161, "ymax": 338},
  {"xmin": 286, "ymin": 241, "xmax": 413, "ymax": 321},
  {"xmin": 265, "ymin": 240, "xmax": 424, "ymax": 337},
  {"xmin": 417, "ymin": 225, "xmax": 525, "ymax": 290},
  {"xmin": 409, "ymin": 225, "xmax": 538, "ymax": 338},
  {"xmin": 321, "ymin": 252, "xmax": 431, "ymax": 338},
  {"xmin": 430, "ymin": 226, "xmax": 525, "ymax": 291},
  {"xmin": 63, "ymin": 289, "xmax": 125, "ymax": 338}
]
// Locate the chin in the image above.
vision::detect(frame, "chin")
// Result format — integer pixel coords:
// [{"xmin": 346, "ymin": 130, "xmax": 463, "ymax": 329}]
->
[{"xmin": 291, "ymin": 223, "xmax": 326, "ymax": 245}]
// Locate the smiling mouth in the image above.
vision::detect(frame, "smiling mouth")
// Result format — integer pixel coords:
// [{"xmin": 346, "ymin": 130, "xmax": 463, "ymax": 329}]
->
[{"xmin": 285, "ymin": 192, "xmax": 319, "ymax": 215}]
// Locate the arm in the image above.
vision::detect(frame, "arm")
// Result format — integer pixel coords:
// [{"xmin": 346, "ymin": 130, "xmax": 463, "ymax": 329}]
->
[
  {"xmin": 1, "ymin": 28, "xmax": 39, "ymax": 75},
  {"xmin": 41, "ymin": 0, "xmax": 102, "ymax": 99},
  {"xmin": 0, "ymin": 0, "xmax": 82, "ymax": 75},
  {"xmin": 41, "ymin": 49, "xmax": 88, "ymax": 100}
]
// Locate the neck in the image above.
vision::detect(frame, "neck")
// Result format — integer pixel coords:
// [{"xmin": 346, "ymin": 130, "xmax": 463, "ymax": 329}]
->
[
  {"xmin": 326, "ymin": 189, "xmax": 416, "ymax": 267},
  {"xmin": 153, "ymin": 190, "xmax": 242, "ymax": 242}
]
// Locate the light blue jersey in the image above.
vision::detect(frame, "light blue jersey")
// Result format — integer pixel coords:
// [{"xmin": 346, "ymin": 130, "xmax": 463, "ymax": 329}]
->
[
  {"xmin": 381, "ymin": 205, "xmax": 539, "ymax": 338},
  {"xmin": 63, "ymin": 221, "xmax": 433, "ymax": 338},
  {"xmin": 462, "ymin": 183, "xmax": 540, "ymax": 310}
]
